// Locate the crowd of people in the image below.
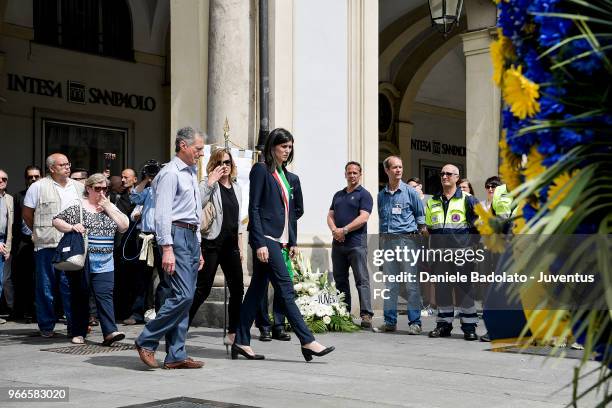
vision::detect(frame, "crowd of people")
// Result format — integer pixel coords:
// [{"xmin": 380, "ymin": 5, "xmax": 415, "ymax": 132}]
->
[{"xmin": 0, "ymin": 126, "xmax": 512, "ymax": 368}]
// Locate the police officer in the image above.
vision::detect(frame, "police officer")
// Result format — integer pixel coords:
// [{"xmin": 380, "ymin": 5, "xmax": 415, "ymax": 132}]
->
[{"xmin": 426, "ymin": 164, "xmax": 480, "ymax": 341}]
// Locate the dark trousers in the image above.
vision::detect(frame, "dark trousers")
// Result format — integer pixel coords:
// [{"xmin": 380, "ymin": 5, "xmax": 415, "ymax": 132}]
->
[
  {"xmin": 11, "ymin": 239, "xmax": 36, "ymax": 319},
  {"xmin": 113, "ymin": 233, "xmax": 141, "ymax": 319},
  {"xmin": 331, "ymin": 244, "xmax": 373, "ymax": 316},
  {"xmin": 235, "ymin": 238, "xmax": 315, "ymax": 346},
  {"xmin": 35, "ymin": 248, "xmax": 72, "ymax": 333},
  {"xmin": 67, "ymin": 261, "xmax": 118, "ymax": 338},
  {"xmin": 256, "ymin": 286, "xmax": 285, "ymax": 332},
  {"xmin": 434, "ymin": 261, "xmax": 478, "ymax": 332},
  {"xmin": 189, "ymin": 232, "xmax": 244, "ymax": 332}
]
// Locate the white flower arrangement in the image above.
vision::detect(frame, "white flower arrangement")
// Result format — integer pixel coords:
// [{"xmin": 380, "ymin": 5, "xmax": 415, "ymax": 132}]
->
[{"xmin": 289, "ymin": 253, "xmax": 360, "ymax": 333}]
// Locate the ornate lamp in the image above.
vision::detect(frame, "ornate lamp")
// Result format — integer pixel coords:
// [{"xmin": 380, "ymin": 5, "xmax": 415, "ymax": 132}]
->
[{"xmin": 428, "ymin": 0, "xmax": 464, "ymax": 35}]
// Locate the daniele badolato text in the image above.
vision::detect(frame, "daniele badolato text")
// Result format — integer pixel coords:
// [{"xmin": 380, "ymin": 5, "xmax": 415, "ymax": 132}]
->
[
  {"xmin": 370, "ymin": 246, "xmax": 595, "ymax": 286},
  {"xmin": 372, "ymin": 270, "xmax": 595, "ymax": 284}
]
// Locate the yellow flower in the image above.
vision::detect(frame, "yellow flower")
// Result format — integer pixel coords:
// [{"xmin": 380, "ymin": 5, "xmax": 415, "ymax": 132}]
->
[
  {"xmin": 499, "ymin": 135, "xmax": 522, "ymax": 190},
  {"xmin": 490, "ymin": 30, "xmax": 515, "ymax": 86},
  {"xmin": 548, "ymin": 170, "xmax": 579, "ymax": 209},
  {"xmin": 512, "ymin": 201, "xmax": 527, "ymax": 234},
  {"xmin": 503, "ymin": 65, "xmax": 540, "ymax": 119},
  {"xmin": 483, "ymin": 234, "xmax": 506, "ymax": 253},
  {"xmin": 474, "ymin": 202, "xmax": 494, "ymax": 235},
  {"xmin": 522, "ymin": 146, "xmax": 545, "ymax": 181}
]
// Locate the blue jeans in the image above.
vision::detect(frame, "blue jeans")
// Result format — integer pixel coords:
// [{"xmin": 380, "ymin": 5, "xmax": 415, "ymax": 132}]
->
[
  {"xmin": 35, "ymin": 248, "xmax": 72, "ymax": 333},
  {"xmin": 136, "ymin": 225, "xmax": 199, "ymax": 364},
  {"xmin": 382, "ymin": 235, "xmax": 422, "ymax": 326}
]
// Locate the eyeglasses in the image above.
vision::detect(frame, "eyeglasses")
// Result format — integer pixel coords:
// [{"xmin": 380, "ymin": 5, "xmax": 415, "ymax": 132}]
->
[
  {"xmin": 0, "ymin": 177, "xmax": 7, "ymax": 182},
  {"xmin": 485, "ymin": 184, "xmax": 499, "ymax": 189},
  {"xmin": 56, "ymin": 163, "xmax": 71, "ymax": 168},
  {"xmin": 217, "ymin": 160, "xmax": 232, "ymax": 166},
  {"xmin": 440, "ymin": 172, "xmax": 458, "ymax": 177},
  {"xmin": 91, "ymin": 186, "xmax": 108, "ymax": 192}
]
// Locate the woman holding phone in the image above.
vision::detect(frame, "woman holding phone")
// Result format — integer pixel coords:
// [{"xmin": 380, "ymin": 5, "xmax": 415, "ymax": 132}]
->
[
  {"xmin": 189, "ymin": 148, "xmax": 245, "ymax": 346},
  {"xmin": 53, "ymin": 173, "xmax": 129, "ymax": 345}
]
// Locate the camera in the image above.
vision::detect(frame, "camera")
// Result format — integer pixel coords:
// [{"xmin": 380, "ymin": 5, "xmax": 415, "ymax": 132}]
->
[{"xmin": 141, "ymin": 160, "xmax": 162, "ymax": 179}]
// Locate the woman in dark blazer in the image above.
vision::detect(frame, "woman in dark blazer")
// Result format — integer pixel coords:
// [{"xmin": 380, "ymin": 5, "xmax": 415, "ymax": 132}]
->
[{"xmin": 232, "ymin": 128, "xmax": 335, "ymax": 361}]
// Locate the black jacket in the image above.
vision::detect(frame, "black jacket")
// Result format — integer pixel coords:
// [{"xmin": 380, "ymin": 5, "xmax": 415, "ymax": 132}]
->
[{"xmin": 248, "ymin": 163, "xmax": 299, "ymax": 249}]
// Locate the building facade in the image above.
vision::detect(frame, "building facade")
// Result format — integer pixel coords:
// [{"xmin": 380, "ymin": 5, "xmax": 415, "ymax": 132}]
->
[{"xmin": 1, "ymin": 0, "xmax": 500, "ymax": 318}]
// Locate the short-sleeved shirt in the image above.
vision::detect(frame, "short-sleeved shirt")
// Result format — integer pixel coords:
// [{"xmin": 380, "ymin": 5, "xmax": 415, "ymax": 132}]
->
[
  {"xmin": 329, "ymin": 185, "xmax": 373, "ymax": 248},
  {"xmin": 377, "ymin": 181, "xmax": 425, "ymax": 234},
  {"xmin": 24, "ymin": 178, "xmax": 81, "ymax": 212},
  {"xmin": 54, "ymin": 202, "xmax": 118, "ymax": 273}
]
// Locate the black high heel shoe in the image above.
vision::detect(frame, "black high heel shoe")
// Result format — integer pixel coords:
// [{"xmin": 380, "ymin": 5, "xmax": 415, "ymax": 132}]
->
[
  {"xmin": 301, "ymin": 346, "xmax": 335, "ymax": 362},
  {"xmin": 231, "ymin": 344, "xmax": 265, "ymax": 360}
]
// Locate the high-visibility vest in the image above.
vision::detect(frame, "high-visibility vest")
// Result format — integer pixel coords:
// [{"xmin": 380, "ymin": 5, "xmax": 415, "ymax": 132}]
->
[
  {"xmin": 425, "ymin": 190, "xmax": 472, "ymax": 235},
  {"xmin": 492, "ymin": 184, "xmax": 513, "ymax": 218}
]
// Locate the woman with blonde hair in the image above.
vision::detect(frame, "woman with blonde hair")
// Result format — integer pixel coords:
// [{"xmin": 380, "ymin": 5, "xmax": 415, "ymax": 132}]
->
[
  {"xmin": 53, "ymin": 173, "xmax": 129, "ymax": 345},
  {"xmin": 189, "ymin": 148, "xmax": 245, "ymax": 345}
]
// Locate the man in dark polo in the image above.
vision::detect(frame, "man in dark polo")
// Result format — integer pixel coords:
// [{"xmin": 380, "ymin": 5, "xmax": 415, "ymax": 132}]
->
[{"xmin": 327, "ymin": 161, "xmax": 374, "ymax": 328}]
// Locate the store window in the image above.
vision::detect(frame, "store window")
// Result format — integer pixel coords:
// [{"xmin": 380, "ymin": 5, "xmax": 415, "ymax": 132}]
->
[
  {"xmin": 43, "ymin": 119, "xmax": 127, "ymax": 176},
  {"xmin": 33, "ymin": 0, "xmax": 134, "ymax": 61}
]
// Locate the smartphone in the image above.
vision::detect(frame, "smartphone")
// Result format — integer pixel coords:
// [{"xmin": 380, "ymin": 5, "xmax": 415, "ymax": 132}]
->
[{"xmin": 104, "ymin": 152, "xmax": 116, "ymax": 171}]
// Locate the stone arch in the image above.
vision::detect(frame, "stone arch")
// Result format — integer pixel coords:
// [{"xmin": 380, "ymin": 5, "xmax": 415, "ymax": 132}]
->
[
  {"xmin": 396, "ymin": 33, "xmax": 462, "ymax": 123},
  {"xmin": 379, "ymin": 4, "xmax": 431, "ymax": 80}
]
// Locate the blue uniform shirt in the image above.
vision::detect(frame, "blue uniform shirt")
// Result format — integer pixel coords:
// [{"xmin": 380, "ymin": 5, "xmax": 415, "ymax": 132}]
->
[
  {"xmin": 329, "ymin": 185, "xmax": 373, "ymax": 248},
  {"xmin": 378, "ymin": 181, "xmax": 425, "ymax": 234}
]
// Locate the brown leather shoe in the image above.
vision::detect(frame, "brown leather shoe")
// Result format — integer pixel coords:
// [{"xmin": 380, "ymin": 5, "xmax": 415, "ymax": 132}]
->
[
  {"xmin": 163, "ymin": 357, "xmax": 204, "ymax": 369},
  {"xmin": 135, "ymin": 341, "xmax": 159, "ymax": 368}
]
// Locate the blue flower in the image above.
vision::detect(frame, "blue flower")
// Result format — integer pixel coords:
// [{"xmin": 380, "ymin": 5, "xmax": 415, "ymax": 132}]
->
[
  {"xmin": 522, "ymin": 47, "xmax": 553, "ymax": 83},
  {"xmin": 498, "ymin": 0, "xmax": 532, "ymax": 38},
  {"xmin": 539, "ymin": 185, "xmax": 550, "ymax": 202},
  {"xmin": 566, "ymin": 39, "xmax": 603, "ymax": 74},
  {"xmin": 522, "ymin": 203, "xmax": 538, "ymax": 221},
  {"xmin": 542, "ymin": 153, "xmax": 564, "ymax": 167},
  {"xmin": 503, "ymin": 109, "xmax": 539, "ymax": 155},
  {"xmin": 538, "ymin": 86, "xmax": 566, "ymax": 116},
  {"xmin": 536, "ymin": 17, "xmax": 573, "ymax": 47}
]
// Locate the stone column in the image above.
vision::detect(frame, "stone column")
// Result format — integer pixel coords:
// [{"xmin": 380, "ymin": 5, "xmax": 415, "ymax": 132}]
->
[
  {"xmin": 207, "ymin": 0, "xmax": 253, "ymax": 147},
  {"xmin": 170, "ymin": 0, "xmax": 209, "ymax": 150},
  {"xmin": 461, "ymin": 28, "xmax": 500, "ymax": 200}
]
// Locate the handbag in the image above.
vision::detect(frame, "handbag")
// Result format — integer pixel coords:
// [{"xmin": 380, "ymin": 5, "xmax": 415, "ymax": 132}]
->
[
  {"xmin": 53, "ymin": 201, "xmax": 89, "ymax": 271},
  {"xmin": 200, "ymin": 201, "xmax": 217, "ymax": 234}
]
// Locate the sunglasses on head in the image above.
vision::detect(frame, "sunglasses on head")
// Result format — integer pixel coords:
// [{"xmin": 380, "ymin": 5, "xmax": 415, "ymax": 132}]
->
[
  {"xmin": 218, "ymin": 160, "xmax": 232, "ymax": 166},
  {"xmin": 91, "ymin": 186, "xmax": 108, "ymax": 192},
  {"xmin": 440, "ymin": 172, "xmax": 457, "ymax": 177}
]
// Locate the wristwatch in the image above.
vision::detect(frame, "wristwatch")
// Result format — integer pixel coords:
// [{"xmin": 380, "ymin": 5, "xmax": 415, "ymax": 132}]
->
[{"xmin": 343, "ymin": 227, "xmax": 348, "ymax": 235}]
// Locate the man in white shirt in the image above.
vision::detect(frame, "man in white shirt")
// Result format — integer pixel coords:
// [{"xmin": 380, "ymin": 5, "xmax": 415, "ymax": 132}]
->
[{"xmin": 22, "ymin": 153, "xmax": 84, "ymax": 337}]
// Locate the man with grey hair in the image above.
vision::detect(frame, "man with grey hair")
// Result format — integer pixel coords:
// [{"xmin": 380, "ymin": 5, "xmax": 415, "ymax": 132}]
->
[
  {"xmin": 135, "ymin": 127, "xmax": 206, "ymax": 369},
  {"xmin": 23, "ymin": 153, "xmax": 84, "ymax": 337}
]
